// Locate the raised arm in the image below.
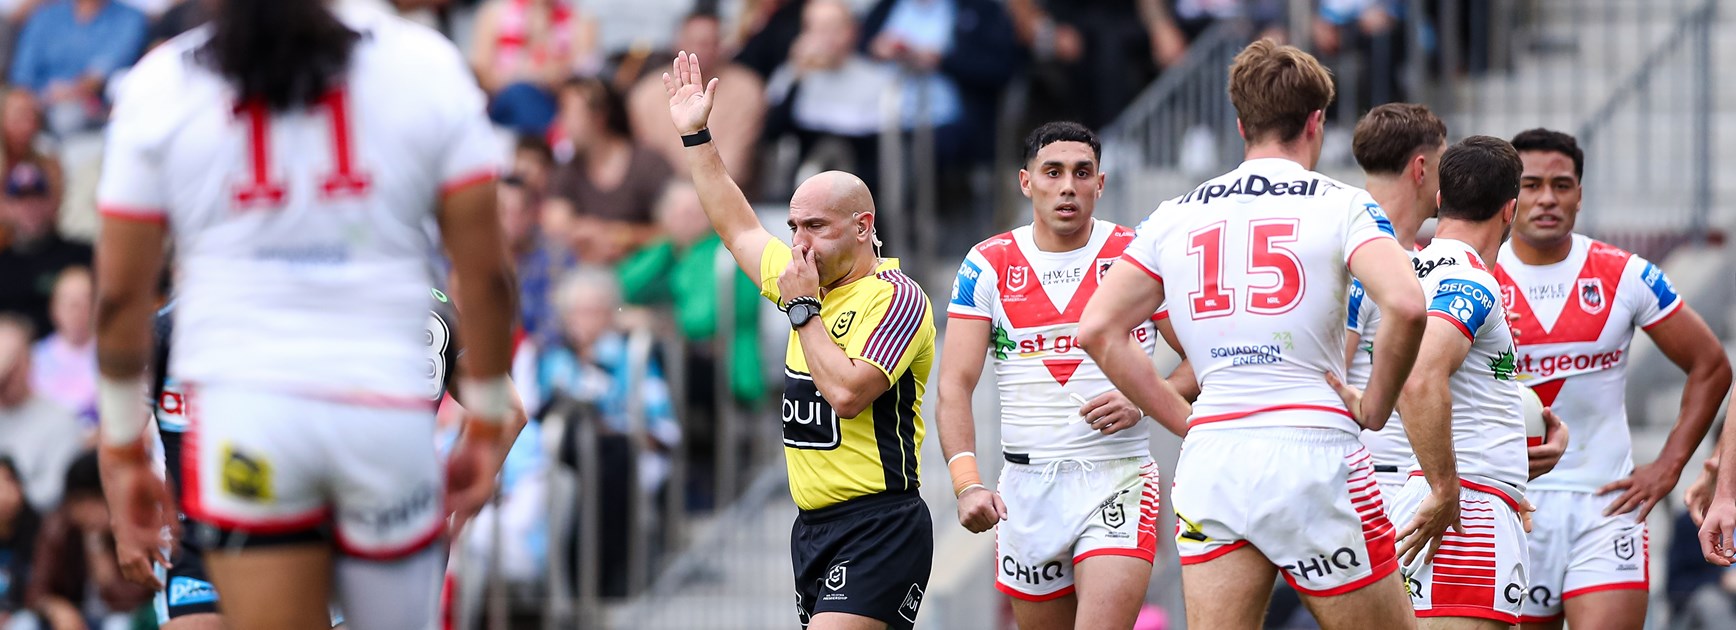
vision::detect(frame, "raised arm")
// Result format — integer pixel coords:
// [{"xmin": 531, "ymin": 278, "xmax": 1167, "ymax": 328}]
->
[{"xmin": 664, "ymin": 52, "xmax": 773, "ymax": 278}]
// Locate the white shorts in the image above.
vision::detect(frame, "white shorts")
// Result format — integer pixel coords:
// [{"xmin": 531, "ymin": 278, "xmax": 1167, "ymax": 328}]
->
[
  {"xmin": 994, "ymin": 457, "xmax": 1160, "ymax": 601},
  {"xmin": 1171, "ymin": 427, "xmax": 1397, "ymax": 596},
  {"xmin": 1387, "ymin": 476, "xmax": 1529, "ymax": 624},
  {"xmin": 1518, "ymin": 488, "xmax": 1649, "ymax": 622},
  {"xmin": 178, "ymin": 383, "xmax": 443, "ymax": 559}
]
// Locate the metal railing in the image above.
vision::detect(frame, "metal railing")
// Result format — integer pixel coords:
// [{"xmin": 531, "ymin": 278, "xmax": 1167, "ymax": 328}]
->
[
  {"xmin": 1099, "ymin": 20, "xmax": 1251, "ymax": 226},
  {"xmin": 1412, "ymin": 0, "xmax": 1720, "ymax": 261}
]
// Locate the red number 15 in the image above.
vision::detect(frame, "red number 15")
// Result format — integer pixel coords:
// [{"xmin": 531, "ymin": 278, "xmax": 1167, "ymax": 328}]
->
[{"xmin": 1188, "ymin": 219, "xmax": 1306, "ymax": 319}]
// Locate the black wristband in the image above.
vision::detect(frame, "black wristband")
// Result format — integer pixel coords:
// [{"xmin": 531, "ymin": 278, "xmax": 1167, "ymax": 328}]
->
[
  {"xmin": 681, "ymin": 128, "xmax": 712, "ymax": 147},
  {"xmin": 783, "ymin": 295, "xmax": 821, "ymax": 312}
]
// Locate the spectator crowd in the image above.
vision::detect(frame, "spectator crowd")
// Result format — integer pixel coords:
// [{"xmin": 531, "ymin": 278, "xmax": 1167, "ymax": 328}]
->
[{"xmin": 0, "ymin": 0, "xmax": 1593, "ymax": 627}]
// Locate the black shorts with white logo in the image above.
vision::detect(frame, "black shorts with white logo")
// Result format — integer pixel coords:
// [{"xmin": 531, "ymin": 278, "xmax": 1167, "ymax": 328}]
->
[
  {"xmin": 155, "ymin": 524, "xmax": 221, "ymax": 622},
  {"xmin": 791, "ymin": 490, "xmax": 933, "ymax": 630}
]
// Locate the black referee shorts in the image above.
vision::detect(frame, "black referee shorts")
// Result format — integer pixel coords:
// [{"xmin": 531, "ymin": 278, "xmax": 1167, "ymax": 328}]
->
[{"xmin": 791, "ymin": 490, "xmax": 933, "ymax": 629}]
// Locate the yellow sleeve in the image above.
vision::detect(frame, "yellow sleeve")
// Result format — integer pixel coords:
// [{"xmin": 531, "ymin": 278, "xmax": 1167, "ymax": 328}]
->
[
  {"xmin": 757, "ymin": 239, "xmax": 793, "ymax": 306},
  {"xmin": 842, "ymin": 279, "xmax": 933, "ymax": 382}
]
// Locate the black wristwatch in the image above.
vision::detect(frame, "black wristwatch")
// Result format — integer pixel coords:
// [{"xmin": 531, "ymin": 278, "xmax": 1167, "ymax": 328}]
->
[{"xmin": 786, "ymin": 296, "xmax": 822, "ymax": 329}]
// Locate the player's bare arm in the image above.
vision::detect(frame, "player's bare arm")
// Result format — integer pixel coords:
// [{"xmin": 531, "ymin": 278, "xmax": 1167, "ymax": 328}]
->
[
  {"xmin": 781, "ymin": 244, "xmax": 890, "ymax": 418},
  {"xmin": 665, "ymin": 51, "xmax": 773, "ymax": 277},
  {"xmin": 1687, "ymin": 426, "xmax": 1722, "ymax": 524},
  {"xmin": 93, "ymin": 215, "xmax": 174, "ymax": 590},
  {"xmin": 1078, "ymin": 262, "xmax": 1189, "ymax": 436},
  {"xmin": 937, "ymin": 317, "xmax": 1008, "ymax": 533},
  {"xmin": 1155, "ymin": 318, "xmax": 1200, "ymax": 402},
  {"xmin": 437, "ymin": 176, "xmax": 518, "ymax": 530},
  {"xmin": 1346, "ymin": 238, "xmax": 1426, "ymax": 429},
  {"xmin": 1392, "ymin": 320, "xmax": 1469, "ymax": 568},
  {"xmin": 1601, "ymin": 305, "xmax": 1731, "ymax": 519}
]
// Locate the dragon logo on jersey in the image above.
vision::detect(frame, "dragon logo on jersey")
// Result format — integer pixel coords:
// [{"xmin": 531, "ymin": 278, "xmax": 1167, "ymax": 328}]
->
[
  {"xmin": 1096, "ymin": 258, "xmax": 1117, "ymax": 280},
  {"xmin": 1489, "ymin": 349, "xmax": 1518, "ymax": 381},
  {"xmin": 1578, "ymin": 278, "xmax": 1605, "ymax": 314},
  {"xmin": 990, "ymin": 325, "xmax": 1015, "ymax": 360},
  {"xmin": 1007, "ymin": 266, "xmax": 1029, "ymax": 291}
]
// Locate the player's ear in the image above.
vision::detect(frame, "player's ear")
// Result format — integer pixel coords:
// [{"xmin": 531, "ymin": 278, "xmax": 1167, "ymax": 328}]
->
[
  {"xmin": 1412, "ymin": 153, "xmax": 1428, "ymax": 185},
  {"xmin": 1019, "ymin": 168, "xmax": 1033, "ymax": 198},
  {"xmin": 1503, "ymin": 198, "xmax": 1518, "ymax": 224},
  {"xmin": 1096, "ymin": 170, "xmax": 1107, "ymax": 198}
]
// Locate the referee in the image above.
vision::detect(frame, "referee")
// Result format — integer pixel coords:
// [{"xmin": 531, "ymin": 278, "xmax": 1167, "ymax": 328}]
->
[{"xmin": 663, "ymin": 52, "xmax": 937, "ymax": 630}]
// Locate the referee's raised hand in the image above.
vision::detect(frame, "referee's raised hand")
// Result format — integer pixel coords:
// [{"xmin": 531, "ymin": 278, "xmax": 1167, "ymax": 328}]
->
[
  {"xmin": 663, "ymin": 50, "xmax": 718, "ymax": 136},
  {"xmin": 957, "ymin": 486, "xmax": 1007, "ymax": 534}
]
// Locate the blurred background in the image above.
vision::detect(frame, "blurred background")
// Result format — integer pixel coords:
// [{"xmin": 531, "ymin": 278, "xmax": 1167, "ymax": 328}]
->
[{"xmin": 0, "ymin": 0, "xmax": 1730, "ymax": 628}]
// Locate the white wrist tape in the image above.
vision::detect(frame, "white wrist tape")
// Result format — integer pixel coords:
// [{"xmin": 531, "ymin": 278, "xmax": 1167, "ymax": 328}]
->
[
  {"xmin": 98, "ymin": 375, "xmax": 149, "ymax": 447},
  {"xmin": 947, "ymin": 451, "xmax": 975, "ymax": 465},
  {"xmin": 458, "ymin": 375, "xmax": 513, "ymax": 424}
]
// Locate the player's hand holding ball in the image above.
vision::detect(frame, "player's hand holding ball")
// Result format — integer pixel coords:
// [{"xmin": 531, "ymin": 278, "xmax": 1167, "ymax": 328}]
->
[
  {"xmin": 1526, "ymin": 405, "xmax": 1569, "ymax": 481},
  {"xmin": 956, "ymin": 486, "xmax": 1007, "ymax": 534}
]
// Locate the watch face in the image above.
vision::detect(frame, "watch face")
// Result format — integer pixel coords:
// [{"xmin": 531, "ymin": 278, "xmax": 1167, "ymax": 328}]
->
[{"xmin": 790, "ymin": 304, "xmax": 817, "ymax": 327}]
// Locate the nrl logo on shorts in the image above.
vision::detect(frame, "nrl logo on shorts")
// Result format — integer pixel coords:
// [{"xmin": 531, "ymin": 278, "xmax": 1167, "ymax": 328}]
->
[
  {"xmin": 1007, "ymin": 266, "xmax": 1030, "ymax": 292},
  {"xmin": 1578, "ymin": 278, "xmax": 1605, "ymax": 314},
  {"xmin": 825, "ymin": 564, "xmax": 847, "ymax": 591},
  {"xmin": 1098, "ymin": 490, "xmax": 1128, "ymax": 528},
  {"xmin": 1614, "ymin": 535, "xmax": 1636, "ymax": 560}
]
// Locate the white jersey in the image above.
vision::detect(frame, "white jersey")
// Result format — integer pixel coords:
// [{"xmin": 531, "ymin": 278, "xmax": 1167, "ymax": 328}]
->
[
  {"xmin": 1495, "ymin": 234, "xmax": 1682, "ymax": 492},
  {"xmin": 1346, "ymin": 247, "xmax": 1421, "ymax": 476},
  {"xmin": 96, "ymin": 5, "xmax": 500, "ymax": 403},
  {"xmin": 948, "ymin": 220, "xmax": 1162, "ymax": 461},
  {"xmin": 1120, "ymin": 158, "xmax": 1396, "ymax": 434},
  {"xmin": 1405, "ymin": 238, "xmax": 1527, "ymax": 506}
]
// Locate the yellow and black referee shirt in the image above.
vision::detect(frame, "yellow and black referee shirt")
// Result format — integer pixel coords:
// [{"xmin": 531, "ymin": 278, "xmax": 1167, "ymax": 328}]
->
[{"xmin": 758, "ymin": 240, "xmax": 935, "ymax": 511}]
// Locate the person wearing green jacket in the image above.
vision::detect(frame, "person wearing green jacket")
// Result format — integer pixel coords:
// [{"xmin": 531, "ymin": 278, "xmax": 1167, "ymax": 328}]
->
[{"xmin": 618, "ymin": 179, "xmax": 765, "ymax": 407}]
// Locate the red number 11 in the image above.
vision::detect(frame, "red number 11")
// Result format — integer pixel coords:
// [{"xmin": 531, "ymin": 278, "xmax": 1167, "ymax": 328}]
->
[{"xmin": 233, "ymin": 89, "xmax": 372, "ymax": 210}]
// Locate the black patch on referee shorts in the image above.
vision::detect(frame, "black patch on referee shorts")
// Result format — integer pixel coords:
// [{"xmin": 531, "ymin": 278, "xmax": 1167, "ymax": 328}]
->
[
  {"xmin": 783, "ymin": 370, "xmax": 841, "ymax": 450},
  {"xmin": 792, "ymin": 491, "xmax": 932, "ymax": 630}
]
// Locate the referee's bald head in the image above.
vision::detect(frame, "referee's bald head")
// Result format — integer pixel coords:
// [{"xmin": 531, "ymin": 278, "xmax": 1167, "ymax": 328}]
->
[{"xmin": 792, "ymin": 170, "xmax": 874, "ymax": 218}]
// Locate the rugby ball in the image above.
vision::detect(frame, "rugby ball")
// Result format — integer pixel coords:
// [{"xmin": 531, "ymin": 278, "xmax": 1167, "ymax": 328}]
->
[{"xmin": 1520, "ymin": 386, "xmax": 1546, "ymax": 447}]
